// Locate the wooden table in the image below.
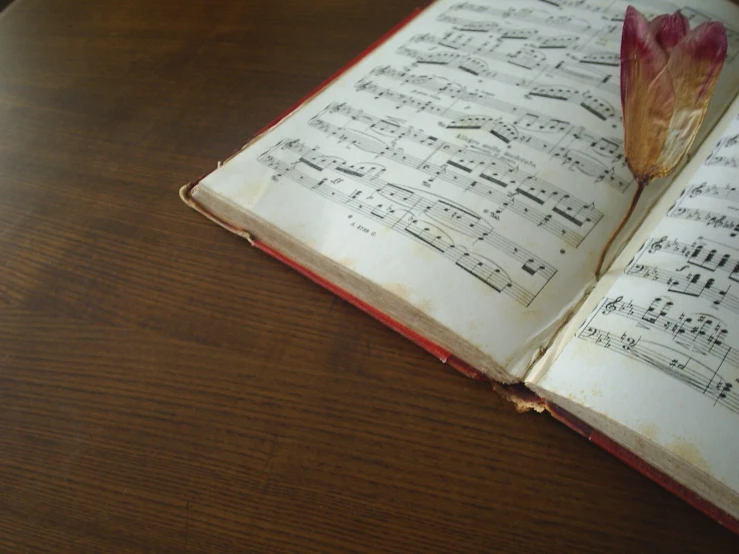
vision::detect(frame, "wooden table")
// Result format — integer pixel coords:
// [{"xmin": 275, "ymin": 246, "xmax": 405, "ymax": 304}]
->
[{"xmin": 0, "ymin": 0, "xmax": 736, "ymax": 551}]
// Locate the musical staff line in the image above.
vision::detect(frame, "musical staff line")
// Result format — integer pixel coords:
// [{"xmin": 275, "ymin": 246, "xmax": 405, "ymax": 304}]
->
[
  {"xmin": 706, "ymin": 133, "xmax": 739, "ymax": 168},
  {"xmin": 626, "ymin": 263, "xmax": 739, "ymax": 315},
  {"xmin": 309, "ymin": 102, "xmax": 604, "ymax": 247},
  {"xmin": 577, "ymin": 321, "xmax": 739, "ymax": 414},
  {"xmin": 258, "ymin": 138, "xmax": 558, "ymax": 306},
  {"xmin": 443, "ymin": 2, "xmax": 739, "ymax": 61},
  {"xmin": 287, "ymin": 142, "xmax": 557, "ymax": 280},
  {"xmin": 354, "ymin": 78, "xmax": 632, "ymax": 192},
  {"xmin": 409, "ymin": 32, "xmax": 621, "ymax": 96},
  {"xmin": 578, "ymin": 108, "xmax": 739, "ymax": 418},
  {"xmin": 372, "ymin": 64, "xmax": 617, "ymax": 123},
  {"xmin": 645, "ymin": 236, "xmax": 739, "ymax": 281},
  {"xmin": 599, "ymin": 295, "xmax": 736, "ymax": 367},
  {"xmin": 667, "ymin": 206, "xmax": 739, "ymax": 237},
  {"xmin": 397, "ymin": 45, "xmax": 618, "ymax": 122},
  {"xmin": 444, "ymin": 2, "xmax": 594, "ymax": 33},
  {"xmin": 687, "ymin": 182, "xmax": 739, "ymax": 204}
]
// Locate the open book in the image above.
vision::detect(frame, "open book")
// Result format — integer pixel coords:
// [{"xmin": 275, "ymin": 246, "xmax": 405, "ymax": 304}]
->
[{"xmin": 180, "ymin": 0, "xmax": 739, "ymax": 532}]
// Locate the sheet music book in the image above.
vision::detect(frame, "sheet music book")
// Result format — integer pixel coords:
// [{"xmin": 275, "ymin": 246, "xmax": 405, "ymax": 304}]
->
[{"xmin": 180, "ymin": 0, "xmax": 739, "ymax": 532}]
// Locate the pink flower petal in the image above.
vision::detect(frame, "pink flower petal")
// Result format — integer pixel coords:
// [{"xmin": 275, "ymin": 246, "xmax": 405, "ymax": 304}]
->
[
  {"xmin": 648, "ymin": 11, "xmax": 690, "ymax": 53},
  {"xmin": 654, "ymin": 21, "xmax": 727, "ymax": 177},
  {"xmin": 621, "ymin": 6, "xmax": 675, "ymax": 182},
  {"xmin": 676, "ymin": 21, "xmax": 728, "ymax": 100}
]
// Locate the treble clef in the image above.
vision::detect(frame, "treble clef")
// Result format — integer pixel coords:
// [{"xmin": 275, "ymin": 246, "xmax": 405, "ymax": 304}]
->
[
  {"xmin": 648, "ymin": 236, "xmax": 667, "ymax": 253},
  {"xmin": 602, "ymin": 296, "xmax": 622, "ymax": 315},
  {"xmin": 689, "ymin": 183, "xmax": 706, "ymax": 198}
]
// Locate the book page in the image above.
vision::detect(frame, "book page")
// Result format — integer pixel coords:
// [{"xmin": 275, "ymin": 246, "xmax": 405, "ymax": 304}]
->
[
  {"xmin": 531, "ymin": 99, "xmax": 739, "ymax": 500},
  {"xmin": 195, "ymin": 0, "xmax": 739, "ymax": 377}
]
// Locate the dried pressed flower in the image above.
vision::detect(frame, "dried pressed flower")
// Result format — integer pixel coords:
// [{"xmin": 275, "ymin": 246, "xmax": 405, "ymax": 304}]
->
[
  {"xmin": 595, "ymin": 6, "xmax": 727, "ymax": 278},
  {"xmin": 621, "ymin": 6, "xmax": 727, "ymax": 183}
]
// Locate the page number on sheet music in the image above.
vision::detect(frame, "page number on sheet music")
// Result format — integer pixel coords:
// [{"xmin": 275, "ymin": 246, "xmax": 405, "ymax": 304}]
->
[{"xmin": 348, "ymin": 215, "xmax": 376, "ymax": 236}]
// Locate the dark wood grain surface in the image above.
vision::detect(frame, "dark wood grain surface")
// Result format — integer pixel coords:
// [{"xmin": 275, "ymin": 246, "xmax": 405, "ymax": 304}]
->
[{"xmin": 0, "ymin": 0, "xmax": 736, "ymax": 551}]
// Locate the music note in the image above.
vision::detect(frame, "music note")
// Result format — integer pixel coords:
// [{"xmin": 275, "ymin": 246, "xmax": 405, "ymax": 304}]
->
[
  {"xmin": 258, "ymin": 128, "xmax": 564, "ymax": 308},
  {"xmin": 577, "ymin": 295, "xmax": 739, "ymax": 415},
  {"xmin": 311, "ymin": 102, "xmax": 604, "ymax": 249}
]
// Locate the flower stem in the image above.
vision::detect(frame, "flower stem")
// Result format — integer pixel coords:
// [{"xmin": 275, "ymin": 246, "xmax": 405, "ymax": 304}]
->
[{"xmin": 595, "ymin": 180, "xmax": 647, "ymax": 279}]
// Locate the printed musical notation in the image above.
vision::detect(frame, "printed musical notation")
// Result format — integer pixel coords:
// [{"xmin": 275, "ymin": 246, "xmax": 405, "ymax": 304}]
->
[
  {"xmin": 668, "ymin": 207, "xmax": 739, "ymax": 236},
  {"xmin": 370, "ymin": 65, "xmax": 617, "ymax": 123},
  {"xmin": 624, "ymin": 180, "xmax": 739, "ymax": 312},
  {"xmin": 626, "ymin": 262, "xmax": 739, "ymax": 314},
  {"xmin": 308, "ymin": 102, "xmax": 603, "ymax": 247},
  {"xmin": 355, "ymin": 73, "xmax": 632, "ymax": 192},
  {"xmin": 706, "ymin": 132, "xmax": 739, "ymax": 169},
  {"xmin": 239, "ymin": 0, "xmax": 737, "ymax": 321},
  {"xmin": 645, "ymin": 236, "xmax": 739, "ymax": 281},
  {"xmin": 442, "ymin": 2, "xmax": 739, "ymax": 61},
  {"xmin": 573, "ymin": 110, "xmax": 739, "ymax": 415},
  {"xmin": 408, "ymin": 32, "xmax": 620, "ymax": 96},
  {"xmin": 687, "ymin": 182, "xmax": 739, "ymax": 204},
  {"xmin": 257, "ymin": 138, "xmax": 555, "ymax": 306},
  {"xmin": 440, "ymin": 2, "xmax": 594, "ymax": 34},
  {"xmin": 379, "ymin": 1, "xmax": 715, "ymax": 195},
  {"xmin": 668, "ymin": 182, "xmax": 739, "ymax": 238},
  {"xmin": 577, "ymin": 295, "xmax": 739, "ymax": 415},
  {"xmin": 396, "ymin": 45, "xmax": 618, "ymax": 120}
]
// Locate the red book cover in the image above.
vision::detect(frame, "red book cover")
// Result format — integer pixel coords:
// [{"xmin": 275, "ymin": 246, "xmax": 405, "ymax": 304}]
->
[{"xmin": 179, "ymin": 5, "xmax": 739, "ymax": 536}]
